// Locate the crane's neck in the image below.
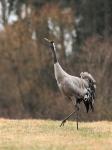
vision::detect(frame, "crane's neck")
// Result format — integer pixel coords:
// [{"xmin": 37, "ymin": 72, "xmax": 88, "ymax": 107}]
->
[
  {"xmin": 50, "ymin": 42, "xmax": 68, "ymax": 82},
  {"xmin": 54, "ymin": 62, "xmax": 68, "ymax": 83},
  {"xmin": 50, "ymin": 43, "xmax": 58, "ymax": 63}
]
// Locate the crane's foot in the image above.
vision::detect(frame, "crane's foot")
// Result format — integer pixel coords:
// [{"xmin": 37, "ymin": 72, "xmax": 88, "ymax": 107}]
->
[
  {"xmin": 60, "ymin": 120, "xmax": 66, "ymax": 127},
  {"xmin": 60, "ymin": 110, "xmax": 76, "ymax": 127}
]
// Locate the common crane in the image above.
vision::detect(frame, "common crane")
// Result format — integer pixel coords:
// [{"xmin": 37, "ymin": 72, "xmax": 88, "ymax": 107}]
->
[{"xmin": 44, "ymin": 38, "xmax": 96, "ymax": 130}]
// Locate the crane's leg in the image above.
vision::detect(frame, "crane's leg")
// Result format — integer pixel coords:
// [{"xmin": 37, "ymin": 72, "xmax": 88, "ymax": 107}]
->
[
  {"xmin": 72, "ymin": 98, "xmax": 79, "ymax": 130},
  {"xmin": 60, "ymin": 98, "xmax": 80, "ymax": 129},
  {"xmin": 76, "ymin": 105, "xmax": 79, "ymax": 130},
  {"xmin": 60, "ymin": 110, "xmax": 76, "ymax": 127}
]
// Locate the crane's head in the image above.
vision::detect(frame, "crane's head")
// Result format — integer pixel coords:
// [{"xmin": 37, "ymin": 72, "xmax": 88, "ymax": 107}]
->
[
  {"xmin": 44, "ymin": 38, "xmax": 58, "ymax": 63},
  {"xmin": 44, "ymin": 38, "xmax": 55, "ymax": 49}
]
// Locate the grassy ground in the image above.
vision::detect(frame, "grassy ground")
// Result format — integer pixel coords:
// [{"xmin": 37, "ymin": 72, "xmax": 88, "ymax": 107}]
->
[{"xmin": 0, "ymin": 119, "xmax": 111, "ymax": 150}]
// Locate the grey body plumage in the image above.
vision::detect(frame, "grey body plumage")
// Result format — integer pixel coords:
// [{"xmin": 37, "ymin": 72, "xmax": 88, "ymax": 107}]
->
[{"xmin": 54, "ymin": 62, "xmax": 88, "ymax": 99}]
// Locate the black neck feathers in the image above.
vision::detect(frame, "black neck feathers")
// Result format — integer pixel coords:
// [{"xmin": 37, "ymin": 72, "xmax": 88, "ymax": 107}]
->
[{"xmin": 50, "ymin": 42, "xmax": 58, "ymax": 63}]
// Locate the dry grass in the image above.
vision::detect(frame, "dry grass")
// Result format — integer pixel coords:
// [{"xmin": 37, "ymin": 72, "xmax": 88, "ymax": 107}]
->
[{"xmin": 0, "ymin": 119, "xmax": 111, "ymax": 150}]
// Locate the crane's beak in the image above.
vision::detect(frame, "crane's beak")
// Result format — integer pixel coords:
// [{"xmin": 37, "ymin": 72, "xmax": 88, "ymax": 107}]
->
[
  {"xmin": 44, "ymin": 38, "xmax": 54, "ymax": 49},
  {"xmin": 44, "ymin": 38, "xmax": 51, "ymax": 43},
  {"xmin": 44, "ymin": 38, "xmax": 54, "ymax": 44}
]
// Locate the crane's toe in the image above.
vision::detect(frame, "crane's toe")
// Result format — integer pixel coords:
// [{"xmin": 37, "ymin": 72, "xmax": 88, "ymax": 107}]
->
[{"xmin": 60, "ymin": 120, "xmax": 66, "ymax": 127}]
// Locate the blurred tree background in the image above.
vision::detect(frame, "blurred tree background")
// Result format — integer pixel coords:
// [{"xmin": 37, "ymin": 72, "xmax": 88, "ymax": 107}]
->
[{"xmin": 0, "ymin": 0, "xmax": 111, "ymax": 121}]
